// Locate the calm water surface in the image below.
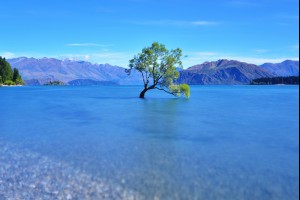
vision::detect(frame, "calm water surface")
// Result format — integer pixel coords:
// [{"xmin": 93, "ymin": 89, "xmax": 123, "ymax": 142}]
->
[{"xmin": 0, "ymin": 85, "xmax": 299, "ymax": 199}]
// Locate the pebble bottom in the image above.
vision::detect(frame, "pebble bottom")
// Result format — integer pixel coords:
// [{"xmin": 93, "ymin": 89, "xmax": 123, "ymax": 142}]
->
[{"xmin": 0, "ymin": 139, "xmax": 144, "ymax": 200}]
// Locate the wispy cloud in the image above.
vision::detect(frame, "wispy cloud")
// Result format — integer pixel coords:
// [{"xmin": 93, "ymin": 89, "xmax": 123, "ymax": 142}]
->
[
  {"xmin": 60, "ymin": 54, "xmax": 91, "ymax": 61},
  {"xmin": 254, "ymin": 49, "xmax": 270, "ymax": 53},
  {"xmin": 59, "ymin": 52, "xmax": 132, "ymax": 67},
  {"xmin": 0, "ymin": 52, "xmax": 15, "ymax": 59},
  {"xmin": 66, "ymin": 43, "xmax": 113, "ymax": 47},
  {"xmin": 0, "ymin": 50, "xmax": 129, "ymax": 67},
  {"xmin": 191, "ymin": 21, "xmax": 219, "ymax": 26},
  {"xmin": 128, "ymin": 20, "xmax": 219, "ymax": 26}
]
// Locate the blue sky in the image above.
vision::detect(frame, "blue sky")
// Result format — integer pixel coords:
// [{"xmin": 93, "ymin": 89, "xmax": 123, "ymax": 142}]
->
[{"xmin": 0, "ymin": 0, "xmax": 299, "ymax": 67}]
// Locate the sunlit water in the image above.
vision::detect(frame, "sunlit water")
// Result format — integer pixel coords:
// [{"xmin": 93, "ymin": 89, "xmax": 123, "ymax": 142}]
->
[{"xmin": 0, "ymin": 85, "xmax": 299, "ymax": 199}]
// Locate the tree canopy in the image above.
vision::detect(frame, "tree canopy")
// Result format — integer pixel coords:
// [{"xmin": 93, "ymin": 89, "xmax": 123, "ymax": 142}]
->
[
  {"xmin": 0, "ymin": 57, "xmax": 13, "ymax": 83},
  {"xmin": 0, "ymin": 56, "xmax": 24, "ymax": 85},
  {"xmin": 127, "ymin": 42, "xmax": 190, "ymax": 98}
]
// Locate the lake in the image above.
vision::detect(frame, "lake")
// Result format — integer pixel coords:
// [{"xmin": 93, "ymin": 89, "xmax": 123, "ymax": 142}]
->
[{"xmin": 0, "ymin": 85, "xmax": 299, "ymax": 199}]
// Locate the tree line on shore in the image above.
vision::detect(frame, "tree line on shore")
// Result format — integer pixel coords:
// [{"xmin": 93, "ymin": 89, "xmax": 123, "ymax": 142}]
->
[
  {"xmin": 0, "ymin": 56, "xmax": 24, "ymax": 85},
  {"xmin": 250, "ymin": 76, "xmax": 299, "ymax": 85}
]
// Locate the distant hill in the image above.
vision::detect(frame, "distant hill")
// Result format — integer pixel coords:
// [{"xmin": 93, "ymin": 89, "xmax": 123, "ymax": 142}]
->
[
  {"xmin": 7, "ymin": 57, "xmax": 299, "ymax": 85},
  {"xmin": 8, "ymin": 57, "xmax": 142, "ymax": 85},
  {"xmin": 177, "ymin": 59, "xmax": 274, "ymax": 84},
  {"xmin": 24, "ymin": 79, "xmax": 41, "ymax": 86},
  {"xmin": 260, "ymin": 60, "xmax": 299, "ymax": 76}
]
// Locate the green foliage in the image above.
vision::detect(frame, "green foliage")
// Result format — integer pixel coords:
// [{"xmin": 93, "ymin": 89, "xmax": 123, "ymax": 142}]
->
[
  {"xmin": 0, "ymin": 56, "xmax": 13, "ymax": 82},
  {"xmin": 15, "ymin": 77, "xmax": 25, "ymax": 85},
  {"xmin": 168, "ymin": 84, "xmax": 181, "ymax": 96},
  {"xmin": 0, "ymin": 57, "xmax": 24, "ymax": 85},
  {"xmin": 179, "ymin": 84, "xmax": 190, "ymax": 98},
  {"xmin": 12, "ymin": 68, "xmax": 25, "ymax": 85},
  {"xmin": 169, "ymin": 84, "xmax": 190, "ymax": 98},
  {"xmin": 13, "ymin": 68, "xmax": 20, "ymax": 81},
  {"xmin": 128, "ymin": 42, "xmax": 190, "ymax": 98},
  {"xmin": 4, "ymin": 80, "xmax": 15, "ymax": 85}
]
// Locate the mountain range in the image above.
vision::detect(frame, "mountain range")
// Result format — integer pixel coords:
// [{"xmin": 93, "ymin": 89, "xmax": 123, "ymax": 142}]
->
[
  {"xmin": 177, "ymin": 59, "xmax": 274, "ymax": 85},
  {"xmin": 7, "ymin": 57, "xmax": 299, "ymax": 85},
  {"xmin": 7, "ymin": 57, "xmax": 143, "ymax": 85},
  {"xmin": 261, "ymin": 60, "xmax": 299, "ymax": 77}
]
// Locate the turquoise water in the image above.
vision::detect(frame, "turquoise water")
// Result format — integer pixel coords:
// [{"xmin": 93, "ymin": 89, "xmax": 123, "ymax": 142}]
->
[{"xmin": 0, "ymin": 85, "xmax": 299, "ymax": 199}]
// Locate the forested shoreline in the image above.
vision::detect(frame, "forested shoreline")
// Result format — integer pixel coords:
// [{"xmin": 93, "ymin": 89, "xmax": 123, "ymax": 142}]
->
[
  {"xmin": 0, "ymin": 57, "xmax": 24, "ymax": 86},
  {"xmin": 250, "ymin": 76, "xmax": 299, "ymax": 85}
]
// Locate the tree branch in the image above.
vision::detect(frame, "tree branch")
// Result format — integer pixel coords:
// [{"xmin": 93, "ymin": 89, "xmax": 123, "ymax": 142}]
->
[
  {"xmin": 140, "ymin": 71, "xmax": 146, "ymax": 85},
  {"xmin": 146, "ymin": 71, "xmax": 151, "ymax": 84},
  {"xmin": 155, "ymin": 75, "xmax": 163, "ymax": 85},
  {"xmin": 145, "ymin": 71, "xmax": 150, "ymax": 85},
  {"xmin": 152, "ymin": 65, "xmax": 156, "ymax": 85},
  {"xmin": 155, "ymin": 87, "xmax": 177, "ymax": 96}
]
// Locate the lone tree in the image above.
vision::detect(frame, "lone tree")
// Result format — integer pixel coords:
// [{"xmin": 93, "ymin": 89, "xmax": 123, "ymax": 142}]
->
[{"xmin": 127, "ymin": 42, "xmax": 190, "ymax": 98}]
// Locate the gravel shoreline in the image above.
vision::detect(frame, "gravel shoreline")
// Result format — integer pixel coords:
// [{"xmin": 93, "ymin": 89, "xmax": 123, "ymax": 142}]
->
[{"xmin": 0, "ymin": 139, "xmax": 143, "ymax": 200}]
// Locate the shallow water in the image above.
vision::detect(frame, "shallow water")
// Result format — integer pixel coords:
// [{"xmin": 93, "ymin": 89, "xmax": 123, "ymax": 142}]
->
[{"xmin": 0, "ymin": 85, "xmax": 299, "ymax": 199}]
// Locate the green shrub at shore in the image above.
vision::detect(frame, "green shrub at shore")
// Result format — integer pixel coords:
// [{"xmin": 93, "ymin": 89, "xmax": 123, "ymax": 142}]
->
[
  {"xmin": 4, "ymin": 80, "xmax": 16, "ymax": 85},
  {"xmin": 0, "ymin": 56, "xmax": 24, "ymax": 85}
]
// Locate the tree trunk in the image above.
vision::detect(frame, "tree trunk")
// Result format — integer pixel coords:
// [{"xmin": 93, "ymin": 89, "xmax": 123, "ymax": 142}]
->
[{"xmin": 139, "ymin": 88, "xmax": 148, "ymax": 98}]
